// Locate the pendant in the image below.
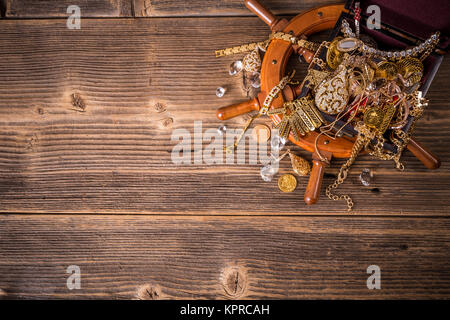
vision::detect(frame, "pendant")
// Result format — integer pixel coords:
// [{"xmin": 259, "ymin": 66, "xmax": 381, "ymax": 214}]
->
[
  {"xmin": 315, "ymin": 65, "xmax": 349, "ymax": 115},
  {"xmin": 289, "ymin": 152, "xmax": 311, "ymax": 176}
]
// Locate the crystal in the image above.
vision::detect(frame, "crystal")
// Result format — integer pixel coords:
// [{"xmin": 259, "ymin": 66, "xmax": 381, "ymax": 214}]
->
[
  {"xmin": 387, "ymin": 52, "xmax": 393, "ymax": 58},
  {"xmin": 400, "ymin": 51, "xmax": 406, "ymax": 57},
  {"xmin": 271, "ymin": 134, "xmax": 286, "ymax": 152},
  {"xmin": 260, "ymin": 164, "xmax": 278, "ymax": 182},
  {"xmin": 413, "ymin": 47, "xmax": 419, "ymax": 54},
  {"xmin": 249, "ymin": 72, "xmax": 261, "ymax": 88},
  {"xmin": 431, "ymin": 34, "xmax": 437, "ymax": 40},
  {"xmin": 393, "ymin": 52, "xmax": 399, "ymax": 58},
  {"xmin": 369, "ymin": 47, "xmax": 375, "ymax": 54},
  {"xmin": 419, "ymin": 43, "xmax": 425, "ymax": 51},
  {"xmin": 406, "ymin": 49, "xmax": 412, "ymax": 56},
  {"xmin": 362, "ymin": 44, "xmax": 368, "ymax": 51},
  {"xmin": 217, "ymin": 125, "xmax": 227, "ymax": 135},
  {"xmin": 216, "ymin": 87, "xmax": 226, "ymax": 98},
  {"xmin": 359, "ymin": 168, "xmax": 373, "ymax": 186},
  {"xmin": 229, "ymin": 60, "xmax": 243, "ymax": 76},
  {"xmin": 426, "ymin": 39, "xmax": 432, "ymax": 45}
]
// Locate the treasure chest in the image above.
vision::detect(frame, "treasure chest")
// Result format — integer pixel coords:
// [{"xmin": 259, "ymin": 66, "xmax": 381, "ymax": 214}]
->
[{"xmin": 331, "ymin": 0, "xmax": 449, "ymax": 95}]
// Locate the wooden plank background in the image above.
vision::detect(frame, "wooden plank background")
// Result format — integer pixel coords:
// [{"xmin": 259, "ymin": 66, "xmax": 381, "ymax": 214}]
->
[
  {"xmin": 3, "ymin": 0, "xmax": 340, "ymax": 17},
  {"xmin": 1, "ymin": 215, "xmax": 449, "ymax": 299},
  {"xmin": 0, "ymin": 0, "xmax": 448, "ymax": 299}
]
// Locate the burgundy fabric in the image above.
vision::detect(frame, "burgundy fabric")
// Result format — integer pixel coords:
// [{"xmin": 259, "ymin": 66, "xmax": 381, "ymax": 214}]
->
[{"xmin": 347, "ymin": 0, "xmax": 450, "ymax": 50}]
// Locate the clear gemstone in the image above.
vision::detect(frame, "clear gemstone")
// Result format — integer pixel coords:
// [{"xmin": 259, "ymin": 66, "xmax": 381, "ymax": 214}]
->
[
  {"xmin": 229, "ymin": 60, "xmax": 243, "ymax": 76},
  {"xmin": 217, "ymin": 125, "xmax": 227, "ymax": 135},
  {"xmin": 426, "ymin": 39, "xmax": 432, "ymax": 45},
  {"xmin": 260, "ymin": 164, "xmax": 278, "ymax": 182},
  {"xmin": 216, "ymin": 87, "xmax": 226, "ymax": 98},
  {"xmin": 393, "ymin": 52, "xmax": 399, "ymax": 58},
  {"xmin": 400, "ymin": 51, "xmax": 406, "ymax": 57},
  {"xmin": 362, "ymin": 44, "xmax": 368, "ymax": 51},
  {"xmin": 413, "ymin": 47, "xmax": 419, "ymax": 53},
  {"xmin": 387, "ymin": 52, "xmax": 393, "ymax": 58},
  {"xmin": 369, "ymin": 47, "xmax": 375, "ymax": 54},
  {"xmin": 271, "ymin": 133, "xmax": 286, "ymax": 152},
  {"xmin": 359, "ymin": 168, "xmax": 373, "ymax": 186},
  {"xmin": 419, "ymin": 43, "xmax": 425, "ymax": 50},
  {"xmin": 431, "ymin": 34, "xmax": 437, "ymax": 40},
  {"xmin": 249, "ymin": 72, "xmax": 261, "ymax": 88},
  {"xmin": 406, "ymin": 49, "xmax": 412, "ymax": 56}
]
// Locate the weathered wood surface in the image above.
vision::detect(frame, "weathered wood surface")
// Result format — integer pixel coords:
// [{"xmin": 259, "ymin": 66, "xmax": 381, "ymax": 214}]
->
[
  {"xmin": 0, "ymin": 215, "xmax": 448, "ymax": 299},
  {"xmin": 133, "ymin": 0, "xmax": 342, "ymax": 17},
  {"xmin": 0, "ymin": 17, "xmax": 448, "ymax": 215},
  {"xmin": 2, "ymin": 0, "xmax": 342, "ymax": 18},
  {"xmin": 3, "ymin": 0, "xmax": 132, "ymax": 17}
]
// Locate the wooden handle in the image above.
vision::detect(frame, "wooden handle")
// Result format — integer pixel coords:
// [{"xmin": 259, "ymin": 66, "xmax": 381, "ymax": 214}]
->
[
  {"xmin": 244, "ymin": 0, "xmax": 282, "ymax": 30},
  {"xmin": 407, "ymin": 138, "xmax": 441, "ymax": 170},
  {"xmin": 296, "ymin": 47, "xmax": 315, "ymax": 64},
  {"xmin": 216, "ymin": 98, "xmax": 260, "ymax": 120},
  {"xmin": 304, "ymin": 152, "xmax": 332, "ymax": 205}
]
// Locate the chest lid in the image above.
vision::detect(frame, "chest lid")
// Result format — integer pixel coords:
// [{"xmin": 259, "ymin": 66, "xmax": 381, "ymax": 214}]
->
[{"xmin": 345, "ymin": 0, "xmax": 450, "ymax": 51}]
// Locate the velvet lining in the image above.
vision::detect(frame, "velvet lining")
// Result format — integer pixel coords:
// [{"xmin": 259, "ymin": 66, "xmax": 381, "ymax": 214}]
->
[{"xmin": 347, "ymin": 0, "xmax": 450, "ymax": 50}]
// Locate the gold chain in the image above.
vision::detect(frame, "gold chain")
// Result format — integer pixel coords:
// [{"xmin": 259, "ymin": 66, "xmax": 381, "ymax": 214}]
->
[
  {"xmin": 325, "ymin": 122, "xmax": 374, "ymax": 211},
  {"xmin": 326, "ymin": 91, "xmax": 428, "ymax": 211},
  {"xmin": 215, "ymin": 32, "xmax": 318, "ymax": 58}
]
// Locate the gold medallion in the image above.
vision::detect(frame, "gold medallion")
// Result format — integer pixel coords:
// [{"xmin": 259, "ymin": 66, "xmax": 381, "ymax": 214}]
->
[
  {"xmin": 278, "ymin": 174, "xmax": 297, "ymax": 193},
  {"xmin": 315, "ymin": 65, "xmax": 349, "ymax": 115},
  {"xmin": 363, "ymin": 107, "xmax": 384, "ymax": 129}
]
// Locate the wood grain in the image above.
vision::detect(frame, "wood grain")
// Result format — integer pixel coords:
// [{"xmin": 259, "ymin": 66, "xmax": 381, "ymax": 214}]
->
[
  {"xmin": 0, "ymin": 17, "xmax": 448, "ymax": 215},
  {"xmin": 4, "ymin": 0, "xmax": 343, "ymax": 18},
  {"xmin": 132, "ymin": 0, "xmax": 343, "ymax": 17},
  {"xmin": 0, "ymin": 215, "xmax": 448, "ymax": 299},
  {"xmin": 5, "ymin": 0, "xmax": 132, "ymax": 17}
]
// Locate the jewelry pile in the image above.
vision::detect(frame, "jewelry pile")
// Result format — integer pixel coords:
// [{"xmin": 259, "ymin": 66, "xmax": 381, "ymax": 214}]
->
[{"xmin": 215, "ymin": 10, "xmax": 440, "ymax": 211}]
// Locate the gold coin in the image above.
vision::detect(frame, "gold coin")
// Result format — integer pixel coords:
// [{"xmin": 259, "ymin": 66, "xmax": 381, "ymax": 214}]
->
[
  {"xmin": 363, "ymin": 107, "xmax": 383, "ymax": 129},
  {"xmin": 251, "ymin": 124, "xmax": 271, "ymax": 143},
  {"xmin": 278, "ymin": 174, "xmax": 297, "ymax": 193}
]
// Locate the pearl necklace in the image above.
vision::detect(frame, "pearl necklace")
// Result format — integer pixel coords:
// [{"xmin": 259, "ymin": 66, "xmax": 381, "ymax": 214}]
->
[{"xmin": 340, "ymin": 19, "xmax": 440, "ymax": 61}]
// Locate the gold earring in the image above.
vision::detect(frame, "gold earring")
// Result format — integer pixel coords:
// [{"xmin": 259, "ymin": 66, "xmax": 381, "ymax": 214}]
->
[
  {"xmin": 375, "ymin": 61, "xmax": 398, "ymax": 80},
  {"xmin": 397, "ymin": 57, "xmax": 424, "ymax": 86}
]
